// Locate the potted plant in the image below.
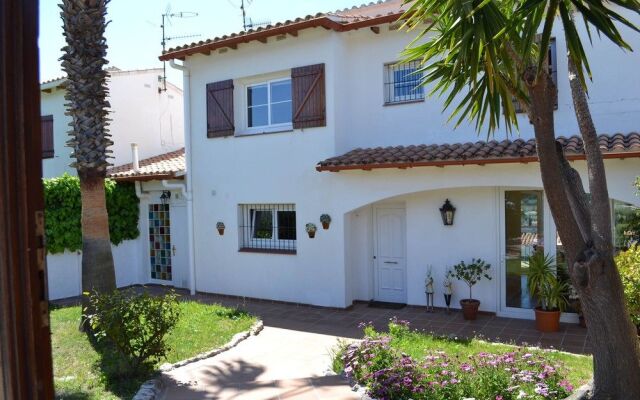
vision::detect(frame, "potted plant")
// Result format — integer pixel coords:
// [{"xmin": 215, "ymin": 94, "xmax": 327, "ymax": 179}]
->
[
  {"xmin": 450, "ymin": 258, "xmax": 491, "ymax": 320},
  {"xmin": 216, "ymin": 221, "xmax": 225, "ymax": 235},
  {"xmin": 320, "ymin": 214, "xmax": 332, "ymax": 230},
  {"xmin": 527, "ymin": 252, "xmax": 570, "ymax": 332},
  {"xmin": 305, "ymin": 223, "xmax": 317, "ymax": 238}
]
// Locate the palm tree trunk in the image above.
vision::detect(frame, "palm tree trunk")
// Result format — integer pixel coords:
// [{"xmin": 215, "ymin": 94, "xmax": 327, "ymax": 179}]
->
[
  {"xmin": 526, "ymin": 66, "xmax": 640, "ymax": 399},
  {"xmin": 80, "ymin": 175, "xmax": 115, "ymax": 325},
  {"xmin": 565, "ymin": 59, "xmax": 640, "ymax": 399}
]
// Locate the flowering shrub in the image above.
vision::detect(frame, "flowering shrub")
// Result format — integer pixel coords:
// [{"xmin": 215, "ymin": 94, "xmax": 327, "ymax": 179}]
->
[{"xmin": 341, "ymin": 320, "xmax": 574, "ymax": 400}]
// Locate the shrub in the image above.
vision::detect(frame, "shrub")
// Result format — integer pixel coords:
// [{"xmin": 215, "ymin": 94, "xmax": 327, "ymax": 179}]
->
[
  {"xmin": 87, "ymin": 289, "xmax": 181, "ymax": 370},
  {"xmin": 615, "ymin": 245, "xmax": 640, "ymax": 328},
  {"xmin": 449, "ymin": 258, "xmax": 492, "ymax": 300},
  {"xmin": 44, "ymin": 174, "xmax": 139, "ymax": 254},
  {"xmin": 341, "ymin": 321, "xmax": 574, "ymax": 400}
]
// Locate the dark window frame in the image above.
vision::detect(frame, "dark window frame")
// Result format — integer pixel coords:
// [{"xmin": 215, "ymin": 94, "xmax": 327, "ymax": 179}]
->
[{"xmin": 239, "ymin": 204, "xmax": 297, "ymax": 254}]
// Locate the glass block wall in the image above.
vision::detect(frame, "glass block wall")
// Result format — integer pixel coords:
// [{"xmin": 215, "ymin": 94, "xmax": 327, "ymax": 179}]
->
[{"xmin": 149, "ymin": 203, "xmax": 172, "ymax": 281}]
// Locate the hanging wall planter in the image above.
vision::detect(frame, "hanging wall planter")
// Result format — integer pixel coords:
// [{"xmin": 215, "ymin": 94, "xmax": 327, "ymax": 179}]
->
[
  {"xmin": 216, "ymin": 221, "xmax": 225, "ymax": 236},
  {"xmin": 320, "ymin": 214, "xmax": 331, "ymax": 230},
  {"xmin": 306, "ymin": 223, "xmax": 317, "ymax": 238}
]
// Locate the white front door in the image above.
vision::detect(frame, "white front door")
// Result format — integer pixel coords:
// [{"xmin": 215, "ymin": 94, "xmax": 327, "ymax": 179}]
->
[{"xmin": 374, "ymin": 207, "xmax": 407, "ymax": 303}]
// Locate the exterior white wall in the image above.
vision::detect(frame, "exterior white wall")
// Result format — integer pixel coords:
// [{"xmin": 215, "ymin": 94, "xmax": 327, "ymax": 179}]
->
[
  {"xmin": 182, "ymin": 9, "xmax": 640, "ymax": 310},
  {"xmin": 46, "ymin": 239, "xmax": 141, "ymax": 300},
  {"xmin": 41, "ymin": 69, "xmax": 184, "ymax": 178}
]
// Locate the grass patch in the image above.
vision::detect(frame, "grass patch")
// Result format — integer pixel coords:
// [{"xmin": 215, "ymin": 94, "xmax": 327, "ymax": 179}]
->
[{"xmin": 52, "ymin": 301, "xmax": 256, "ymax": 400}]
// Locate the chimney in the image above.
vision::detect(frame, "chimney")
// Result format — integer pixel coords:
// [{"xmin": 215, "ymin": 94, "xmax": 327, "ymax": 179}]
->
[{"xmin": 131, "ymin": 143, "xmax": 140, "ymax": 172}]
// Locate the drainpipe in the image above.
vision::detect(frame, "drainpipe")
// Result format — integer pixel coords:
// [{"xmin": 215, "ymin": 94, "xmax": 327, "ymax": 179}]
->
[
  {"xmin": 169, "ymin": 59, "xmax": 196, "ymax": 295},
  {"xmin": 131, "ymin": 143, "xmax": 150, "ymax": 286},
  {"xmin": 131, "ymin": 143, "xmax": 140, "ymax": 173}
]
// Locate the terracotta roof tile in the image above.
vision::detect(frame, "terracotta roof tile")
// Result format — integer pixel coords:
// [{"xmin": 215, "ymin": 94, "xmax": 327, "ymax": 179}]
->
[
  {"xmin": 160, "ymin": 1, "xmax": 406, "ymax": 61},
  {"xmin": 316, "ymin": 133, "xmax": 640, "ymax": 171},
  {"xmin": 107, "ymin": 148, "xmax": 185, "ymax": 181}
]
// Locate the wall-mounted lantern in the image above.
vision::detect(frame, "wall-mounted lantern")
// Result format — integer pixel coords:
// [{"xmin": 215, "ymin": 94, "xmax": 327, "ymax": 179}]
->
[
  {"xmin": 439, "ymin": 199, "xmax": 456, "ymax": 226},
  {"xmin": 160, "ymin": 190, "xmax": 171, "ymax": 205}
]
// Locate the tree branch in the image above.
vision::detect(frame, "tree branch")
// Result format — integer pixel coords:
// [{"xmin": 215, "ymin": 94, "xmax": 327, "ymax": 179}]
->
[{"xmin": 556, "ymin": 142, "xmax": 592, "ymax": 243}]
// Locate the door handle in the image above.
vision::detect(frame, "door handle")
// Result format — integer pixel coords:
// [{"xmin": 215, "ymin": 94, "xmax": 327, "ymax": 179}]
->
[
  {"xmin": 384, "ymin": 261, "xmax": 398, "ymax": 264},
  {"xmin": 172, "ymin": 245, "xmax": 176, "ymax": 256}
]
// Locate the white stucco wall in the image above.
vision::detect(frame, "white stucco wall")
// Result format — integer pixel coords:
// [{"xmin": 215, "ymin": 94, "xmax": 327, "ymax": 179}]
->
[
  {"xmin": 181, "ymin": 9, "xmax": 640, "ymax": 311},
  {"xmin": 46, "ymin": 239, "xmax": 141, "ymax": 300},
  {"xmin": 41, "ymin": 69, "xmax": 184, "ymax": 178}
]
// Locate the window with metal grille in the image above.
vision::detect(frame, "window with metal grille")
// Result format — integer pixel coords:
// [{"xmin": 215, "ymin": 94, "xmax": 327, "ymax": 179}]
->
[
  {"xmin": 239, "ymin": 204, "xmax": 296, "ymax": 253},
  {"xmin": 514, "ymin": 39, "xmax": 558, "ymax": 113},
  {"xmin": 384, "ymin": 60, "xmax": 424, "ymax": 104}
]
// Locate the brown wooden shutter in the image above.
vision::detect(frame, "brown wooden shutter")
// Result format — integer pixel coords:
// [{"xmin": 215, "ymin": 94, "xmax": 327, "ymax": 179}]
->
[
  {"xmin": 206, "ymin": 79, "xmax": 235, "ymax": 138},
  {"xmin": 41, "ymin": 115, "xmax": 54, "ymax": 159},
  {"xmin": 291, "ymin": 63, "xmax": 326, "ymax": 129}
]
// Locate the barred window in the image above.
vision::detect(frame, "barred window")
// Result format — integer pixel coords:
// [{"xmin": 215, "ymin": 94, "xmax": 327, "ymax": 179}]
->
[
  {"xmin": 384, "ymin": 60, "xmax": 424, "ymax": 104},
  {"xmin": 239, "ymin": 204, "xmax": 296, "ymax": 253}
]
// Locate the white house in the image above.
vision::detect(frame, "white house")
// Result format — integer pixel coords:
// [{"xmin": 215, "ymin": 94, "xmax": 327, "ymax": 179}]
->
[
  {"xmin": 43, "ymin": 67, "xmax": 187, "ymax": 300},
  {"xmin": 40, "ymin": 67, "xmax": 184, "ymax": 178},
  {"xmin": 153, "ymin": 0, "xmax": 640, "ymax": 320}
]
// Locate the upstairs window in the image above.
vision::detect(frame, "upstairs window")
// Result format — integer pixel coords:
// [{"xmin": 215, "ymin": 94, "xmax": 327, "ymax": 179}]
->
[
  {"xmin": 239, "ymin": 204, "xmax": 296, "ymax": 253},
  {"xmin": 384, "ymin": 60, "xmax": 424, "ymax": 104},
  {"xmin": 41, "ymin": 115, "xmax": 54, "ymax": 159},
  {"xmin": 247, "ymin": 78, "xmax": 292, "ymax": 129}
]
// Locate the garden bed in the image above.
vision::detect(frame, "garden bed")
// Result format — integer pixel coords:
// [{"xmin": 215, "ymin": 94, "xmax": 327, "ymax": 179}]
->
[
  {"xmin": 333, "ymin": 319, "xmax": 592, "ymax": 400},
  {"xmin": 51, "ymin": 301, "xmax": 257, "ymax": 399}
]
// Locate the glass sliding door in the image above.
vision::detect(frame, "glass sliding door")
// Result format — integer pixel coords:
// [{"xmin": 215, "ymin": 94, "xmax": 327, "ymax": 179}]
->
[{"xmin": 504, "ymin": 191, "xmax": 544, "ymax": 309}]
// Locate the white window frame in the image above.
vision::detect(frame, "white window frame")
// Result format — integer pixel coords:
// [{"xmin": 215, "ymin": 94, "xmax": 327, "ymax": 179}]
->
[
  {"xmin": 244, "ymin": 77, "xmax": 292, "ymax": 134},
  {"xmin": 240, "ymin": 204, "xmax": 297, "ymax": 251},
  {"xmin": 384, "ymin": 61, "xmax": 425, "ymax": 104}
]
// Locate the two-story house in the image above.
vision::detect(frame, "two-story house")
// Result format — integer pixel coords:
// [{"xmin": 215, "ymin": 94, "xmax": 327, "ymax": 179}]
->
[
  {"xmin": 159, "ymin": 0, "xmax": 640, "ymax": 320},
  {"xmin": 42, "ymin": 67, "xmax": 188, "ymax": 300}
]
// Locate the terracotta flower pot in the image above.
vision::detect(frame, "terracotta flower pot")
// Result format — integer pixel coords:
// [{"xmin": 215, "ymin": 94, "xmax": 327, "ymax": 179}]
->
[
  {"xmin": 307, "ymin": 231, "xmax": 316, "ymax": 238},
  {"xmin": 217, "ymin": 228, "xmax": 224, "ymax": 235},
  {"xmin": 534, "ymin": 308, "xmax": 561, "ymax": 332},
  {"xmin": 460, "ymin": 299, "xmax": 480, "ymax": 320},
  {"xmin": 322, "ymin": 222, "xmax": 330, "ymax": 230}
]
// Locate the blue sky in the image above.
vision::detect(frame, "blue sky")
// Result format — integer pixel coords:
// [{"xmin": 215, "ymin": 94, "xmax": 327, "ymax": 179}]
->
[{"xmin": 39, "ymin": 0, "xmax": 366, "ymax": 86}]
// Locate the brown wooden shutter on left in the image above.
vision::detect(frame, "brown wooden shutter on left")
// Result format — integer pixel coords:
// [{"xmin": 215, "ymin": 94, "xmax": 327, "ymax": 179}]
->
[
  {"xmin": 41, "ymin": 115, "xmax": 54, "ymax": 159},
  {"xmin": 291, "ymin": 63, "xmax": 326, "ymax": 129},
  {"xmin": 206, "ymin": 79, "xmax": 235, "ymax": 138}
]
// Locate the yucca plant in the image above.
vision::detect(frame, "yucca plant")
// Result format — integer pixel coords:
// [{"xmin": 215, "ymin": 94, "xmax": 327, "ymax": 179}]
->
[
  {"xmin": 60, "ymin": 0, "xmax": 116, "ymax": 327},
  {"xmin": 401, "ymin": 0, "xmax": 640, "ymax": 396},
  {"xmin": 528, "ymin": 252, "xmax": 569, "ymax": 312}
]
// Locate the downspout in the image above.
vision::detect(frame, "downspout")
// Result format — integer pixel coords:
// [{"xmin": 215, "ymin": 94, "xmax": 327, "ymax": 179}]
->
[
  {"xmin": 169, "ymin": 59, "xmax": 196, "ymax": 295},
  {"xmin": 131, "ymin": 143, "xmax": 150, "ymax": 286}
]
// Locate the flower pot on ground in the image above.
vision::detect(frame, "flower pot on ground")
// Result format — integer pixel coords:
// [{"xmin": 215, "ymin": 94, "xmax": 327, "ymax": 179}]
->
[
  {"xmin": 305, "ymin": 223, "xmax": 317, "ymax": 238},
  {"xmin": 527, "ymin": 252, "xmax": 570, "ymax": 333},
  {"xmin": 320, "ymin": 214, "xmax": 332, "ymax": 230},
  {"xmin": 216, "ymin": 222, "xmax": 225, "ymax": 235},
  {"xmin": 449, "ymin": 259, "xmax": 491, "ymax": 320}
]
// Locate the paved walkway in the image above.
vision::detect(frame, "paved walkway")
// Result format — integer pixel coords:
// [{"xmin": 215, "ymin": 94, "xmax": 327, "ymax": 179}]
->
[{"xmin": 161, "ymin": 326, "xmax": 359, "ymax": 399}]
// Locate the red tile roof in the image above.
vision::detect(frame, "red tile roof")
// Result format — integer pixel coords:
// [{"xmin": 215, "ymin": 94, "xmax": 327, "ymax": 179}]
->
[
  {"xmin": 107, "ymin": 148, "xmax": 185, "ymax": 181},
  {"xmin": 159, "ymin": 0, "xmax": 407, "ymax": 61},
  {"xmin": 316, "ymin": 133, "xmax": 640, "ymax": 172}
]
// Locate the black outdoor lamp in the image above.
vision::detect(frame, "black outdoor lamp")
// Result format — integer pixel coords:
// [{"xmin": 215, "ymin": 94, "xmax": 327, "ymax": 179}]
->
[
  {"xmin": 439, "ymin": 199, "xmax": 456, "ymax": 226},
  {"xmin": 160, "ymin": 190, "xmax": 171, "ymax": 205}
]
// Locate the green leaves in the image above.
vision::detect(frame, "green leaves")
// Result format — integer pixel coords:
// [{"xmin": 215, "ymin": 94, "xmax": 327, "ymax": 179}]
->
[
  {"xmin": 400, "ymin": 0, "xmax": 639, "ymax": 135},
  {"xmin": 527, "ymin": 252, "xmax": 570, "ymax": 311},
  {"xmin": 44, "ymin": 174, "xmax": 139, "ymax": 254}
]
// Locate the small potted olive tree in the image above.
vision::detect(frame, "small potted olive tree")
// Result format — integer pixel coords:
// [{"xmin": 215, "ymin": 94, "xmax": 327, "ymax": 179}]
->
[
  {"xmin": 528, "ymin": 252, "xmax": 570, "ymax": 332},
  {"xmin": 450, "ymin": 258, "xmax": 491, "ymax": 320}
]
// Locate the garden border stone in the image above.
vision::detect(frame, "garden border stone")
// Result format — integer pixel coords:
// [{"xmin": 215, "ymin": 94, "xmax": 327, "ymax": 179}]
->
[{"xmin": 132, "ymin": 319, "xmax": 263, "ymax": 400}]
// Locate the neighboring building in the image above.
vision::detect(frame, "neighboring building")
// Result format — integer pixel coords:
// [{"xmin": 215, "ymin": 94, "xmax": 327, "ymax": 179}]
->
[
  {"xmin": 40, "ymin": 67, "xmax": 184, "ymax": 178},
  {"xmin": 153, "ymin": 0, "xmax": 640, "ymax": 320},
  {"xmin": 43, "ymin": 67, "xmax": 186, "ymax": 300}
]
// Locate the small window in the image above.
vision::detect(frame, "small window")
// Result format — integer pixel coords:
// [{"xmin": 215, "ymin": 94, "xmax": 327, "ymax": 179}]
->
[
  {"xmin": 41, "ymin": 115, "xmax": 54, "ymax": 159},
  {"xmin": 239, "ymin": 204, "xmax": 296, "ymax": 253},
  {"xmin": 384, "ymin": 60, "xmax": 424, "ymax": 104},
  {"xmin": 247, "ymin": 78, "xmax": 292, "ymax": 129}
]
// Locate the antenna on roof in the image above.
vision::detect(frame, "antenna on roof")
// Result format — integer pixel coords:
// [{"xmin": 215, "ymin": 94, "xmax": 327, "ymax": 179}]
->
[
  {"xmin": 239, "ymin": 0, "xmax": 271, "ymax": 31},
  {"xmin": 160, "ymin": 4, "xmax": 199, "ymax": 92}
]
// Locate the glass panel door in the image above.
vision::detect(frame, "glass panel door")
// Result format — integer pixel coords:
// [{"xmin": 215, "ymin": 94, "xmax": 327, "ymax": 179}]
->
[{"xmin": 504, "ymin": 191, "xmax": 544, "ymax": 309}]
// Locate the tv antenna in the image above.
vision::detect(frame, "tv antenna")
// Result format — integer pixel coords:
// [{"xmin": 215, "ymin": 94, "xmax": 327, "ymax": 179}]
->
[
  {"xmin": 239, "ymin": 0, "xmax": 270, "ymax": 31},
  {"xmin": 160, "ymin": 4, "xmax": 199, "ymax": 92}
]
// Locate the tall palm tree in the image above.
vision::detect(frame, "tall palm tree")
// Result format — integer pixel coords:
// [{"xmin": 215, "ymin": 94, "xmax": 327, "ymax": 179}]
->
[
  {"xmin": 401, "ymin": 0, "xmax": 640, "ymax": 398},
  {"xmin": 60, "ymin": 0, "xmax": 116, "ymax": 324}
]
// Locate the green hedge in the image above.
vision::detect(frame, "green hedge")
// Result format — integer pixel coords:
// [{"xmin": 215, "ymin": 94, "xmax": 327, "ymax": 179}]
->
[
  {"xmin": 44, "ymin": 174, "xmax": 140, "ymax": 254},
  {"xmin": 615, "ymin": 246, "xmax": 640, "ymax": 328}
]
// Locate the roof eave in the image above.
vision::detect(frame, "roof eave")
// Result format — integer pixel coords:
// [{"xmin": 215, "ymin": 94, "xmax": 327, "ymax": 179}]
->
[
  {"xmin": 316, "ymin": 151, "xmax": 640, "ymax": 172},
  {"xmin": 109, "ymin": 173, "xmax": 185, "ymax": 182}
]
